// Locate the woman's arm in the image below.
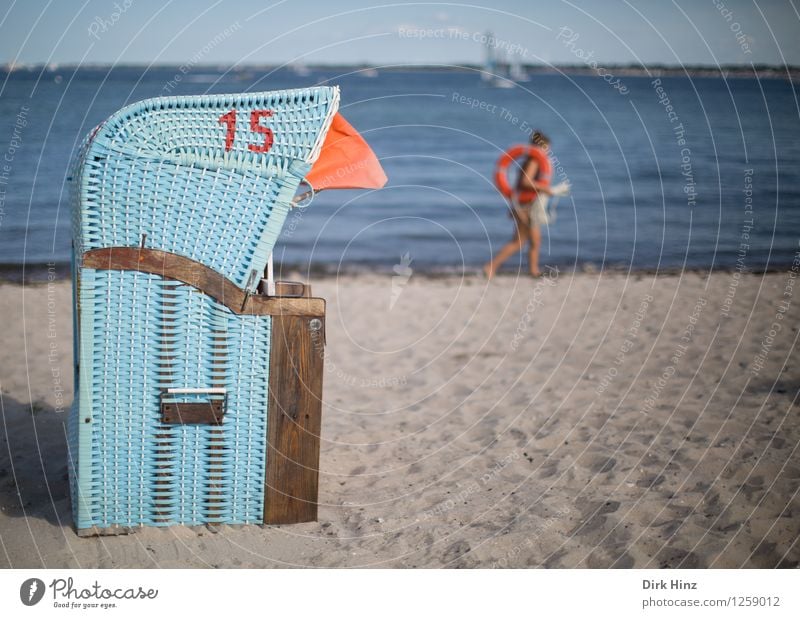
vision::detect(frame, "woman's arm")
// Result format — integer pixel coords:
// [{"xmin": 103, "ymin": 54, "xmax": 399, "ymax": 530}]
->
[{"xmin": 518, "ymin": 158, "xmax": 552, "ymax": 196}]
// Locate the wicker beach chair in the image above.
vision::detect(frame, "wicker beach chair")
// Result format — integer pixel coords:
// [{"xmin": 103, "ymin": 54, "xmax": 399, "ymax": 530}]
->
[{"xmin": 69, "ymin": 87, "xmax": 346, "ymax": 535}]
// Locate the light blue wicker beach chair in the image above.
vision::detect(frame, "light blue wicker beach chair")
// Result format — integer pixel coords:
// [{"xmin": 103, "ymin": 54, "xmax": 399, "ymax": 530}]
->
[{"xmin": 69, "ymin": 87, "xmax": 345, "ymax": 535}]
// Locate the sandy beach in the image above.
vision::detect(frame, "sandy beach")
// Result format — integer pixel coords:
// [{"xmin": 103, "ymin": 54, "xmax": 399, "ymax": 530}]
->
[{"xmin": 1, "ymin": 269, "xmax": 798, "ymax": 568}]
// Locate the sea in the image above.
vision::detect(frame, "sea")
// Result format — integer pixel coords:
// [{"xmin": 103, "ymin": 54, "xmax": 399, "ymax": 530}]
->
[{"xmin": 0, "ymin": 65, "xmax": 798, "ymax": 278}]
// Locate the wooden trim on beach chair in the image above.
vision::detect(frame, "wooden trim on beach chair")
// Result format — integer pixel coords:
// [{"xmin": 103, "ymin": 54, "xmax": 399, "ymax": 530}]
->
[
  {"xmin": 82, "ymin": 247, "xmax": 325, "ymax": 317},
  {"xmin": 263, "ymin": 313, "xmax": 325, "ymax": 525}
]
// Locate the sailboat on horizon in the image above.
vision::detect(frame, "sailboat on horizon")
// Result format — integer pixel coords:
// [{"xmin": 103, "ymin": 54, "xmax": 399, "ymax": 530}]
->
[{"xmin": 481, "ymin": 31, "xmax": 516, "ymax": 88}]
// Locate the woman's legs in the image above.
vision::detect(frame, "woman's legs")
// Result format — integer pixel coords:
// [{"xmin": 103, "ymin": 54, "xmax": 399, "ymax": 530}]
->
[
  {"xmin": 528, "ymin": 223, "xmax": 542, "ymax": 277},
  {"xmin": 484, "ymin": 219, "xmax": 529, "ymax": 279}
]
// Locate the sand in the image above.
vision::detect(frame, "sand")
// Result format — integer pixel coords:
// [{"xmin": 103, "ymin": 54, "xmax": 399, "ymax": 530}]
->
[{"xmin": 1, "ymin": 269, "xmax": 798, "ymax": 568}]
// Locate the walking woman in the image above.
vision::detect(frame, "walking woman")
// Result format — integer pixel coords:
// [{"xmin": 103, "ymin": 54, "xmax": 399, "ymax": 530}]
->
[{"xmin": 484, "ymin": 131, "xmax": 555, "ymax": 279}]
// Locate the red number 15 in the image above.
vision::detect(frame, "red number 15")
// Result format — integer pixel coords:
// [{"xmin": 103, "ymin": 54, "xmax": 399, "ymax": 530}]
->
[{"xmin": 218, "ymin": 109, "xmax": 274, "ymax": 153}]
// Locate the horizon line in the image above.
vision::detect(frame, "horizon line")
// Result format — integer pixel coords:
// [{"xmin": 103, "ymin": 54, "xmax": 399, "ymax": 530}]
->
[{"xmin": 3, "ymin": 61, "xmax": 799, "ymax": 72}]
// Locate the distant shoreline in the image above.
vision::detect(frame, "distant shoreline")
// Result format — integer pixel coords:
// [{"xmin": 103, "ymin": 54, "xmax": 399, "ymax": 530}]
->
[{"xmin": 2, "ymin": 63, "xmax": 798, "ymax": 80}]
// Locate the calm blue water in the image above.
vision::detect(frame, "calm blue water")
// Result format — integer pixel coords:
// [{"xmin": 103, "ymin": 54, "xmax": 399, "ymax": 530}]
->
[{"xmin": 0, "ymin": 66, "xmax": 798, "ymax": 274}]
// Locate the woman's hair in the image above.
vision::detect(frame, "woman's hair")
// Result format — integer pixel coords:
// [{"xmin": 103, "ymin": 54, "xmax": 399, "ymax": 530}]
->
[{"xmin": 530, "ymin": 131, "xmax": 550, "ymax": 148}]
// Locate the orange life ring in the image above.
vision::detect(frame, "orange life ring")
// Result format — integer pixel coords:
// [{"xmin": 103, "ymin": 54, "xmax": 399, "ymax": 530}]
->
[{"xmin": 494, "ymin": 145, "xmax": 552, "ymax": 203}]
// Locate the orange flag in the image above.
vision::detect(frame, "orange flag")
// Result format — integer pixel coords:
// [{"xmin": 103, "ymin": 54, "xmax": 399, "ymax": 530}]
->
[{"xmin": 305, "ymin": 113, "xmax": 387, "ymax": 191}]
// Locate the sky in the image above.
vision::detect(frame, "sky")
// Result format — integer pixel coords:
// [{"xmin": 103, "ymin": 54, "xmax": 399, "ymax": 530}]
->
[{"xmin": 1, "ymin": 0, "xmax": 799, "ymax": 67}]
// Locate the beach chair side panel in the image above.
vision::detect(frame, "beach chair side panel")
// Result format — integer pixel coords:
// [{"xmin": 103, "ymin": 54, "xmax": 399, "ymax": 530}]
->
[{"xmin": 71, "ymin": 269, "xmax": 270, "ymax": 531}]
